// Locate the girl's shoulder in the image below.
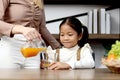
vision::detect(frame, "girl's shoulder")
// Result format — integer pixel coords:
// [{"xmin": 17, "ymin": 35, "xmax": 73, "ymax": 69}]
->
[
  {"xmin": 83, "ymin": 43, "xmax": 91, "ymax": 48},
  {"xmin": 46, "ymin": 46, "xmax": 56, "ymax": 53},
  {"xmin": 81, "ymin": 43, "xmax": 93, "ymax": 53}
]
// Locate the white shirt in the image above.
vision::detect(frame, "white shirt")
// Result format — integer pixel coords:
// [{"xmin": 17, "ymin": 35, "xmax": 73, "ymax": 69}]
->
[
  {"xmin": 0, "ymin": 35, "xmax": 40, "ymax": 68},
  {"xmin": 46, "ymin": 43, "xmax": 95, "ymax": 69}
]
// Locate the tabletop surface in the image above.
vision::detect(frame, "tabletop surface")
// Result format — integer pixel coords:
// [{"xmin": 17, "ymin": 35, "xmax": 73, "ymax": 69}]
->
[{"xmin": 0, "ymin": 68, "xmax": 120, "ymax": 80}]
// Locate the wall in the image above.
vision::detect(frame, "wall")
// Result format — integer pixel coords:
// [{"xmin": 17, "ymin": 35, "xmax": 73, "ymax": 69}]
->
[
  {"xmin": 44, "ymin": 5, "xmax": 119, "ymax": 68},
  {"xmin": 44, "ymin": 5, "xmax": 109, "ymax": 34},
  {"xmin": 107, "ymin": 9, "xmax": 120, "ymax": 34}
]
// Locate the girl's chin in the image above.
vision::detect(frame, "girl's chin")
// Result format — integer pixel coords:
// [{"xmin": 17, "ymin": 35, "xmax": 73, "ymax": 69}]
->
[
  {"xmin": 63, "ymin": 44, "xmax": 77, "ymax": 48},
  {"xmin": 63, "ymin": 46, "xmax": 73, "ymax": 48}
]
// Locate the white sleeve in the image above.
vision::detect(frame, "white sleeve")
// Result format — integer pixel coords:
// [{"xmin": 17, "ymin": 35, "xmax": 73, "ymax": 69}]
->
[
  {"xmin": 46, "ymin": 46, "xmax": 56, "ymax": 62},
  {"xmin": 66, "ymin": 57, "xmax": 75, "ymax": 69},
  {"xmin": 74, "ymin": 44, "xmax": 95, "ymax": 68}
]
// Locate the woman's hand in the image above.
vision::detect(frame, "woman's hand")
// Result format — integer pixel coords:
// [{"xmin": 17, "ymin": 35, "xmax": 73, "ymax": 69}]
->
[
  {"xmin": 12, "ymin": 25, "xmax": 41, "ymax": 41},
  {"xmin": 48, "ymin": 62, "xmax": 71, "ymax": 70}
]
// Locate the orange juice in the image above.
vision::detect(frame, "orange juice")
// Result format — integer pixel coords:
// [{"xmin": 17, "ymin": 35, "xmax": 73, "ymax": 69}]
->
[
  {"xmin": 21, "ymin": 47, "xmax": 46, "ymax": 58},
  {"xmin": 42, "ymin": 61, "xmax": 50, "ymax": 68},
  {"xmin": 41, "ymin": 60, "xmax": 50, "ymax": 69}
]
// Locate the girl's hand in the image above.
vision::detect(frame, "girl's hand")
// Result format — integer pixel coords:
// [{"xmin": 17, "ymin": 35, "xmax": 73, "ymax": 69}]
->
[{"xmin": 48, "ymin": 62, "xmax": 71, "ymax": 70}]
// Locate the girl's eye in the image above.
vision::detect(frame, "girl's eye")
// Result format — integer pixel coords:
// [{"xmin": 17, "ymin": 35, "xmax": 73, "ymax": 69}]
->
[
  {"xmin": 68, "ymin": 34, "xmax": 73, "ymax": 36},
  {"xmin": 60, "ymin": 34, "xmax": 64, "ymax": 36}
]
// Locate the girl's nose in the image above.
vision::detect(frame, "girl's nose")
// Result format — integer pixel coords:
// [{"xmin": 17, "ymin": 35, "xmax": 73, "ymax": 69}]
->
[{"xmin": 63, "ymin": 36, "xmax": 69, "ymax": 40}]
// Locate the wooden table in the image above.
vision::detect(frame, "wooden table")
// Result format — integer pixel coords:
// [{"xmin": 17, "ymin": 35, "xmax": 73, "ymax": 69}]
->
[{"xmin": 0, "ymin": 68, "xmax": 120, "ymax": 80}]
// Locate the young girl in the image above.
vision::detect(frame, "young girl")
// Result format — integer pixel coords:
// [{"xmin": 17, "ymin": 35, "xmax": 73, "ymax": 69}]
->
[{"xmin": 46, "ymin": 17, "xmax": 95, "ymax": 70}]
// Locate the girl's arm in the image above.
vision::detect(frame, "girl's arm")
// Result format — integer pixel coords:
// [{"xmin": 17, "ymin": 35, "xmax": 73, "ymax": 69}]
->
[
  {"xmin": 48, "ymin": 62, "xmax": 71, "ymax": 70},
  {"xmin": 67, "ymin": 44, "xmax": 95, "ymax": 69},
  {"xmin": 75, "ymin": 44, "xmax": 95, "ymax": 68},
  {"xmin": 74, "ymin": 48, "xmax": 95, "ymax": 68}
]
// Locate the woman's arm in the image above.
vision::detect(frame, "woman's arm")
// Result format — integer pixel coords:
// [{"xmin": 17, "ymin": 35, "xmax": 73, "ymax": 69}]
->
[
  {"xmin": 0, "ymin": 0, "xmax": 41, "ymax": 40},
  {"xmin": 38, "ymin": 1, "xmax": 61, "ymax": 49},
  {"xmin": 0, "ymin": 0, "xmax": 14, "ymax": 37}
]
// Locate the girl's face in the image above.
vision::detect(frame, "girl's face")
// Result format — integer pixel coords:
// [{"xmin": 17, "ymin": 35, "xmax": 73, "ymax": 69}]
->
[{"xmin": 60, "ymin": 24, "xmax": 82, "ymax": 48}]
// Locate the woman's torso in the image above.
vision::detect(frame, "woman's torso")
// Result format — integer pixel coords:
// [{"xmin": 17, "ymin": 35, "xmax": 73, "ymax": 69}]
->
[{"xmin": 4, "ymin": 0, "xmax": 43, "ymax": 30}]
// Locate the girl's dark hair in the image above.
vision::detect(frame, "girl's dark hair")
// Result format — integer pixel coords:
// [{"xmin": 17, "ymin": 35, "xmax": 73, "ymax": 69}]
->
[{"xmin": 59, "ymin": 17, "xmax": 88, "ymax": 47}]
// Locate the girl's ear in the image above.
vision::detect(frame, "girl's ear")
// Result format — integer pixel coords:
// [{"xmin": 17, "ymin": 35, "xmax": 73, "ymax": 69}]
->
[{"xmin": 78, "ymin": 34, "xmax": 82, "ymax": 40}]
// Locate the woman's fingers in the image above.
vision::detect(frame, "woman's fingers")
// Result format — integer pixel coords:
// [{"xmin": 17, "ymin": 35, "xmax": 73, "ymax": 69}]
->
[
  {"xmin": 22, "ymin": 27, "xmax": 41, "ymax": 41},
  {"xmin": 12, "ymin": 25, "xmax": 41, "ymax": 41}
]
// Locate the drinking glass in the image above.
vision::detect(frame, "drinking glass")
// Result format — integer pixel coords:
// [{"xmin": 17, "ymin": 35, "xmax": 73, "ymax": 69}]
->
[
  {"xmin": 40, "ymin": 52, "xmax": 50, "ymax": 70},
  {"xmin": 20, "ymin": 39, "xmax": 46, "ymax": 68}
]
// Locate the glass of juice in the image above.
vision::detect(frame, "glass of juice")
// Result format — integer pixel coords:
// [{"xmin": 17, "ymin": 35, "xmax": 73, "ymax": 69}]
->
[
  {"xmin": 40, "ymin": 52, "xmax": 50, "ymax": 70},
  {"xmin": 20, "ymin": 39, "xmax": 46, "ymax": 68}
]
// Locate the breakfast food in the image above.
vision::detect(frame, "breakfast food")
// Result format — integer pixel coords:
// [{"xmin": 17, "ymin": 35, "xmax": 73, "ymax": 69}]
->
[
  {"xmin": 107, "ymin": 40, "xmax": 120, "ymax": 60},
  {"xmin": 102, "ymin": 40, "xmax": 120, "ymax": 73}
]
